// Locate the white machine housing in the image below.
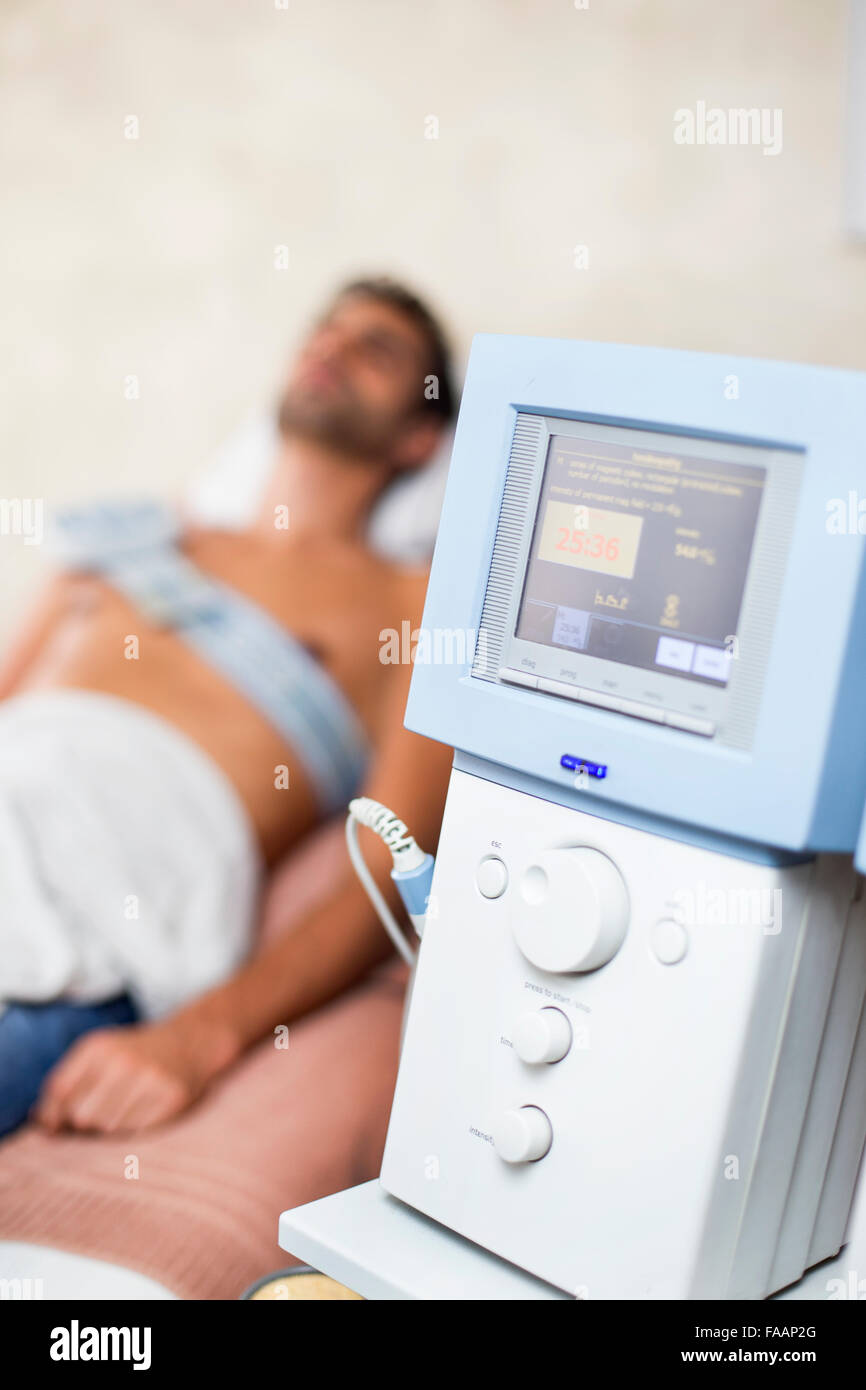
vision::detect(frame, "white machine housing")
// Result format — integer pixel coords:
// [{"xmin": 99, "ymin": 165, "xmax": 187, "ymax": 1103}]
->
[{"xmin": 380, "ymin": 766, "xmax": 858, "ymax": 1299}]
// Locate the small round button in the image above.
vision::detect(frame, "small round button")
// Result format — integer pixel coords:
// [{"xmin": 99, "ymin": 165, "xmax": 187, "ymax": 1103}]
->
[
  {"xmin": 476, "ymin": 855, "xmax": 508, "ymax": 899},
  {"xmin": 492, "ymin": 1105, "xmax": 553, "ymax": 1163},
  {"xmin": 512, "ymin": 1007, "xmax": 572, "ymax": 1065},
  {"xmin": 650, "ymin": 918, "xmax": 689, "ymax": 965}
]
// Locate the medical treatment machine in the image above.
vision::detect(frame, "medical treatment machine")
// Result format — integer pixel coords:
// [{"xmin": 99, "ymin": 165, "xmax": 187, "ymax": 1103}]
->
[{"xmin": 282, "ymin": 337, "xmax": 866, "ymax": 1300}]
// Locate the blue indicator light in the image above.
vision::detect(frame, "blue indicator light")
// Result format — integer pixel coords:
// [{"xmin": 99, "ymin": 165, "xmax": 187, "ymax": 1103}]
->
[{"xmin": 560, "ymin": 754, "xmax": 607, "ymax": 780}]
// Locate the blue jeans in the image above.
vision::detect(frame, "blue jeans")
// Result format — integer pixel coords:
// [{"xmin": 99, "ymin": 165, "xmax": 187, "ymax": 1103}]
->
[{"xmin": 0, "ymin": 994, "xmax": 138, "ymax": 1140}]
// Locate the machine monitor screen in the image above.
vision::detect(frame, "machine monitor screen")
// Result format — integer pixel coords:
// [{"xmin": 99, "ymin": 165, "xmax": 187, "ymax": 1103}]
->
[{"xmin": 515, "ymin": 431, "xmax": 767, "ymax": 687}]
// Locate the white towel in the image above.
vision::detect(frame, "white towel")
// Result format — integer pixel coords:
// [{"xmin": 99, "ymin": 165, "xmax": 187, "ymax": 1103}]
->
[{"xmin": 0, "ymin": 690, "xmax": 262, "ymax": 1020}]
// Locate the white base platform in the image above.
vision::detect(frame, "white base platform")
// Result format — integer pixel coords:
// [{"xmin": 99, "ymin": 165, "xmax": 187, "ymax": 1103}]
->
[
  {"xmin": 279, "ymin": 1181, "xmax": 570, "ymax": 1299},
  {"xmin": 280, "ymin": 1175, "xmax": 866, "ymax": 1301}
]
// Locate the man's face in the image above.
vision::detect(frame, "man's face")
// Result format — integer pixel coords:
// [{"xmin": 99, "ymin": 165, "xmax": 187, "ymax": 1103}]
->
[{"xmin": 277, "ymin": 293, "xmax": 436, "ymax": 468}]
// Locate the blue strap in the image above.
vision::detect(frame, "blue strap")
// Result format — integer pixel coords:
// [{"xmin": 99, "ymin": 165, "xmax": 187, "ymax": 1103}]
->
[{"xmin": 51, "ymin": 502, "xmax": 370, "ymax": 814}]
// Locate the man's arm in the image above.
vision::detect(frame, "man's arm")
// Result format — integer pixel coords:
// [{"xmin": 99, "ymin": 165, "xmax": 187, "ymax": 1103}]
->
[
  {"xmin": 0, "ymin": 576, "xmax": 70, "ymax": 698},
  {"xmin": 182, "ymin": 649, "xmax": 452, "ymax": 1053},
  {"xmin": 35, "ymin": 623, "xmax": 454, "ymax": 1133}
]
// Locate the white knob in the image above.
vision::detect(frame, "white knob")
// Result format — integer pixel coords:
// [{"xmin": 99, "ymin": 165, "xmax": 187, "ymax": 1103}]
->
[
  {"xmin": 492, "ymin": 1105, "xmax": 553, "ymax": 1163},
  {"xmin": 513, "ymin": 847, "xmax": 629, "ymax": 974},
  {"xmin": 512, "ymin": 1007, "xmax": 572, "ymax": 1064}
]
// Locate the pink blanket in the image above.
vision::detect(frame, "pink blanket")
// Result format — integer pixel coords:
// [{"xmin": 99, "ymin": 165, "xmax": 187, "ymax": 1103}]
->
[{"xmin": 0, "ymin": 824, "xmax": 408, "ymax": 1299}]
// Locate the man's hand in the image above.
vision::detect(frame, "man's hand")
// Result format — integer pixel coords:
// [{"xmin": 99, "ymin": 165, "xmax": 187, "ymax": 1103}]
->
[{"xmin": 32, "ymin": 1015, "xmax": 241, "ymax": 1135}]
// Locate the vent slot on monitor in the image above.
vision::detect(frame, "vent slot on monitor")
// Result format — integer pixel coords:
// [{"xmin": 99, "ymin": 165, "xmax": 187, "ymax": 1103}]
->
[{"xmin": 472, "ymin": 413, "xmax": 545, "ymax": 680}]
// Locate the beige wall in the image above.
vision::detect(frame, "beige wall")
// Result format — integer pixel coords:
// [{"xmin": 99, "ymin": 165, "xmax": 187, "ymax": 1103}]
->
[{"xmin": 0, "ymin": 0, "xmax": 863, "ymax": 632}]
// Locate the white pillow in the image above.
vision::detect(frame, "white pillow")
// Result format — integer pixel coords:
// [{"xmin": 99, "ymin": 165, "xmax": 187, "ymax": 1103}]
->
[{"xmin": 185, "ymin": 414, "xmax": 452, "ymax": 565}]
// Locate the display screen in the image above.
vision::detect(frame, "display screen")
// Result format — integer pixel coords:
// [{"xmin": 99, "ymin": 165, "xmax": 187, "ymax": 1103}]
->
[{"xmin": 515, "ymin": 430, "xmax": 767, "ymax": 686}]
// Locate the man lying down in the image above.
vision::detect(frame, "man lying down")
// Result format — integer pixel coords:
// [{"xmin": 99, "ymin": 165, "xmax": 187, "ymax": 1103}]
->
[{"xmin": 0, "ymin": 277, "xmax": 455, "ymax": 1138}]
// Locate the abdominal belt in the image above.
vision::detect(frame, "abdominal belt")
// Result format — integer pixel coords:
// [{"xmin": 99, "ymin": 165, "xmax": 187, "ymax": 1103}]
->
[{"xmin": 50, "ymin": 500, "xmax": 370, "ymax": 815}]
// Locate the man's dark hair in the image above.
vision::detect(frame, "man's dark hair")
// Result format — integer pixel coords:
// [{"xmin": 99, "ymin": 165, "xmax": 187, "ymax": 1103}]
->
[{"xmin": 337, "ymin": 275, "xmax": 457, "ymax": 423}]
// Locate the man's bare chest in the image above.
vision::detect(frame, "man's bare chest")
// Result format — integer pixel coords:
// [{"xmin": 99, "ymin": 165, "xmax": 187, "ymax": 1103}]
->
[{"xmin": 182, "ymin": 530, "xmax": 397, "ymax": 669}]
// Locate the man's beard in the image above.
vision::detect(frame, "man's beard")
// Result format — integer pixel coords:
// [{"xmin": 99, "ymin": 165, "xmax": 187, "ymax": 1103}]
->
[{"xmin": 277, "ymin": 382, "xmax": 395, "ymax": 463}]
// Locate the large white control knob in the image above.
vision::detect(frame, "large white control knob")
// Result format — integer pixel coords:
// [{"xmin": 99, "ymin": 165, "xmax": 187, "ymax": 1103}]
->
[
  {"xmin": 513, "ymin": 847, "xmax": 629, "ymax": 974},
  {"xmin": 512, "ymin": 1007, "xmax": 572, "ymax": 1064},
  {"xmin": 492, "ymin": 1105, "xmax": 553, "ymax": 1164}
]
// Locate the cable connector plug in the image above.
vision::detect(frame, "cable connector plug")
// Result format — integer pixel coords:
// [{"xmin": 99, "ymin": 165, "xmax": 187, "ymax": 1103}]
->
[{"xmin": 347, "ymin": 798, "xmax": 436, "ymax": 958}]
